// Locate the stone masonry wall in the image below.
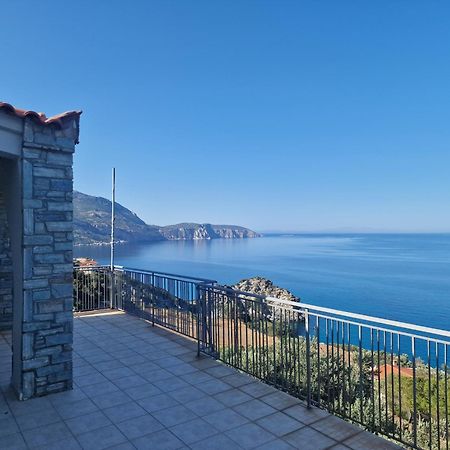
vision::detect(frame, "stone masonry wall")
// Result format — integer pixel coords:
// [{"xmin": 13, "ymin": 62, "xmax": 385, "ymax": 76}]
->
[
  {"xmin": 19, "ymin": 116, "xmax": 77, "ymax": 399},
  {"xmin": 0, "ymin": 191, "xmax": 13, "ymax": 330}
]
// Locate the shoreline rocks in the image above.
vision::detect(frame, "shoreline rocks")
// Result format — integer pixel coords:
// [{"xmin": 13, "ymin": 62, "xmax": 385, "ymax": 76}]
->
[{"xmin": 232, "ymin": 277, "xmax": 299, "ymax": 304}]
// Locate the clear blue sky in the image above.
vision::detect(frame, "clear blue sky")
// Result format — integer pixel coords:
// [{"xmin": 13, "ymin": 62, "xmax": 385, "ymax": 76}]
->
[{"xmin": 1, "ymin": 1, "xmax": 450, "ymax": 232}]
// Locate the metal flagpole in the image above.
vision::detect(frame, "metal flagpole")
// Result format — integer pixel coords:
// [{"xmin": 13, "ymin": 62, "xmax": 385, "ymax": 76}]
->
[
  {"xmin": 110, "ymin": 167, "xmax": 115, "ymax": 270},
  {"xmin": 110, "ymin": 168, "xmax": 115, "ymax": 308}
]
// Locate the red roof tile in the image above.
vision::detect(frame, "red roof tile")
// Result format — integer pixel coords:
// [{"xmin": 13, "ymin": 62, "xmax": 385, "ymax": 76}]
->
[{"xmin": 0, "ymin": 102, "xmax": 82, "ymax": 127}]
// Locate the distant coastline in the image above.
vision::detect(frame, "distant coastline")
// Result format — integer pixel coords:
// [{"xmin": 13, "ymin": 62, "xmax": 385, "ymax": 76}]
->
[{"xmin": 74, "ymin": 191, "xmax": 260, "ymax": 246}]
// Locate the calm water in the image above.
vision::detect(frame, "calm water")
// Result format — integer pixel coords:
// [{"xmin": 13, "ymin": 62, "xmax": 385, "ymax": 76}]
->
[{"xmin": 75, "ymin": 234, "xmax": 450, "ymax": 331}]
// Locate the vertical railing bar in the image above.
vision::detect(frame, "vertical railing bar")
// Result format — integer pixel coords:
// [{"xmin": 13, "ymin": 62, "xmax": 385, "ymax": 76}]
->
[
  {"xmin": 151, "ymin": 273, "xmax": 155, "ymax": 326},
  {"xmin": 263, "ymin": 300, "xmax": 268, "ymax": 381},
  {"xmin": 262, "ymin": 300, "xmax": 266, "ymax": 381},
  {"xmin": 83, "ymin": 271, "xmax": 85, "ymax": 310},
  {"xmin": 316, "ymin": 315, "xmax": 321, "ymax": 407},
  {"xmin": 279, "ymin": 309, "xmax": 287, "ymax": 389},
  {"xmin": 371, "ymin": 328, "xmax": 375, "ymax": 432},
  {"xmin": 86, "ymin": 271, "xmax": 89, "ymax": 310},
  {"xmin": 257, "ymin": 300, "xmax": 262, "ymax": 381},
  {"xmin": 336, "ymin": 319, "xmax": 340, "ymax": 414},
  {"xmin": 222, "ymin": 291, "xmax": 225, "ymax": 363},
  {"xmin": 397, "ymin": 333, "xmax": 402, "ymax": 442},
  {"xmin": 412, "ymin": 336, "xmax": 418, "ymax": 449},
  {"xmin": 278, "ymin": 306, "xmax": 283, "ymax": 391},
  {"xmin": 305, "ymin": 308, "xmax": 311, "ymax": 408},
  {"xmin": 358, "ymin": 324, "xmax": 363, "ymax": 425},
  {"xmin": 445, "ymin": 344, "xmax": 448, "ymax": 450},
  {"xmin": 326, "ymin": 318, "xmax": 330, "ymax": 412},
  {"xmin": 341, "ymin": 321, "xmax": 346, "ymax": 417},
  {"xmin": 110, "ymin": 266, "xmax": 114, "ymax": 309},
  {"xmin": 428, "ymin": 339, "xmax": 432, "ymax": 449},
  {"xmin": 228, "ymin": 294, "xmax": 232, "ymax": 367},
  {"xmin": 377, "ymin": 330, "xmax": 381, "ymax": 432},
  {"xmin": 245, "ymin": 298, "xmax": 249, "ymax": 373},
  {"xmin": 266, "ymin": 305, "xmax": 268, "ymax": 381},
  {"xmin": 208, "ymin": 285, "xmax": 212, "ymax": 352},
  {"xmin": 331, "ymin": 319, "xmax": 335, "ymax": 414},
  {"xmin": 436, "ymin": 342, "xmax": 441, "ymax": 450},
  {"xmin": 208, "ymin": 286, "xmax": 212, "ymax": 355},
  {"xmin": 290, "ymin": 312, "xmax": 295, "ymax": 400},
  {"xmin": 235, "ymin": 294, "xmax": 239, "ymax": 370},
  {"xmin": 272, "ymin": 305, "xmax": 276, "ymax": 388},
  {"xmin": 347, "ymin": 322, "xmax": 351, "ymax": 420},
  {"xmin": 384, "ymin": 330, "xmax": 388, "ymax": 433},
  {"xmin": 90, "ymin": 269, "xmax": 93, "ymax": 310},
  {"xmin": 390, "ymin": 332, "xmax": 395, "ymax": 439},
  {"xmin": 287, "ymin": 307, "xmax": 292, "ymax": 395},
  {"xmin": 284, "ymin": 308, "xmax": 288, "ymax": 392},
  {"xmin": 74, "ymin": 269, "xmax": 78, "ymax": 311},
  {"xmin": 196, "ymin": 286, "xmax": 202, "ymax": 356},
  {"xmin": 287, "ymin": 307, "xmax": 291, "ymax": 393}
]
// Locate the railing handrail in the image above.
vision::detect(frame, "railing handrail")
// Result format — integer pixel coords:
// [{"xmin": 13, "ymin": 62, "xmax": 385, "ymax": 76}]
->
[
  {"xmin": 74, "ymin": 266, "xmax": 450, "ymax": 339},
  {"xmin": 200, "ymin": 283, "xmax": 450, "ymax": 341},
  {"xmin": 75, "ymin": 265, "xmax": 450, "ymax": 339},
  {"xmin": 74, "ymin": 265, "xmax": 109, "ymax": 270},
  {"xmin": 113, "ymin": 265, "xmax": 217, "ymax": 285},
  {"xmin": 268, "ymin": 297, "xmax": 450, "ymax": 340},
  {"xmin": 74, "ymin": 265, "xmax": 217, "ymax": 285}
]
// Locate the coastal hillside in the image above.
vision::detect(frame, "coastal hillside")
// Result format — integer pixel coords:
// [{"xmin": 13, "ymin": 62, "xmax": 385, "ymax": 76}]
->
[{"xmin": 74, "ymin": 191, "xmax": 260, "ymax": 245}]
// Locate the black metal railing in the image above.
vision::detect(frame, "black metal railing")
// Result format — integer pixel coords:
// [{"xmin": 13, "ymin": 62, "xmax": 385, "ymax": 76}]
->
[
  {"xmin": 73, "ymin": 266, "xmax": 113, "ymax": 312},
  {"xmin": 74, "ymin": 266, "xmax": 216, "ymax": 339},
  {"xmin": 114, "ymin": 266, "xmax": 216, "ymax": 339},
  {"xmin": 73, "ymin": 266, "xmax": 450, "ymax": 449},
  {"xmin": 198, "ymin": 284, "xmax": 450, "ymax": 450}
]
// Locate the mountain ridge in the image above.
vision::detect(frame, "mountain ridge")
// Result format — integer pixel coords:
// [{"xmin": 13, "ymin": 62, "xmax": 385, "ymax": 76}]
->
[{"xmin": 73, "ymin": 191, "xmax": 260, "ymax": 245}]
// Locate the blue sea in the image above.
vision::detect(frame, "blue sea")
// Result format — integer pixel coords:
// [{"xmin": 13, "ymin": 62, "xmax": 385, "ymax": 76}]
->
[{"xmin": 74, "ymin": 234, "xmax": 450, "ymax": 332}]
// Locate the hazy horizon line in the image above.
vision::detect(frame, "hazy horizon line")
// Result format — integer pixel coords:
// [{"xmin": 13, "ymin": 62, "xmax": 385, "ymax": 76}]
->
[{"xmin": 258, "ymin": 230, "xmax": 450, "ymax": 235}]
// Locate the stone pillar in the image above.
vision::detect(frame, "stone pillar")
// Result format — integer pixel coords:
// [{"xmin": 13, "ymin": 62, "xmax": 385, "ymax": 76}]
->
[{"xmin": 11, "ymin": 115, "xmax": 80, "ymax": 400}]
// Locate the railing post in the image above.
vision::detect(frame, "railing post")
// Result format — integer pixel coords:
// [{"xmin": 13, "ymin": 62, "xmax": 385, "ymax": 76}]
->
[
  {"xmin": 207, "ymin": 288, "xmax": 214, "ymax": 356},
  {"xmin": 234, "ymin": 292, "xmax": 239, "ymax": 355},
  {"xmin": 151, "ymin": 272, "xmax": 155, "ymax": 327},
  {"xmin": 141, "ymin": 273, "xmax": 144, "ymax": 315},
  {"xmin": 196, "ymin": 285, "xmax": 202, "ymax": 357},
  {"xmin": 305, "ymin": 308, "xmax": 312, "ymax": 409},
  {"xmin": 110, "ymin": 267, "xmax": 115, "ymax": 309},
  {"xmin": 412, "ymin": 336, "xmax": 417, "ymax": 449},
  {"xmin": 74, "ymin": 269, "xmax": 78, "ymax": 312}
]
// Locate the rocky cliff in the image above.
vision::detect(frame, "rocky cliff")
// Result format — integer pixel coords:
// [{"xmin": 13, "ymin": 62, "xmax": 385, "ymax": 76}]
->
[
  {"xmin": 159, "ymin": 223, "xmax": 260, "ymax": 240},
  {"xmin": 227, "ymin": 277, "xmax": 302, "ymax": 322},
  {"xmin": 74, "ymin": 191, "xmax": 260, "ymax": 245},
  {"xmin": 232, "ymin": 277, "xmax": 299, "ymax": 303}
]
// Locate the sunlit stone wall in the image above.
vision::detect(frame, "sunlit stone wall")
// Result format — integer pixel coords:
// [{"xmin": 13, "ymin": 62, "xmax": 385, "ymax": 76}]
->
[{"xmin": 18, "ymin": 117, "xmax": 78, "ymax": 399}]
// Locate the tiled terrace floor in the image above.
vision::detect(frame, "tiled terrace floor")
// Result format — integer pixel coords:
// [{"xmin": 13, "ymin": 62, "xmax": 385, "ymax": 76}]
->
[{"xmin": 0, "ymin": 312, "xmax": 400, "ymax": 450}]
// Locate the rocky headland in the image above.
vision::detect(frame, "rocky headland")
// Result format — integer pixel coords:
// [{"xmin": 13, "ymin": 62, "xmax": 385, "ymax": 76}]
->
[
  {"xmin": 228, "ymin": 277, "xmax": 302, "ymax": 322},
  {"xmin": 232, "ymin": 277, "xmax": 299, "ymax": 303}
]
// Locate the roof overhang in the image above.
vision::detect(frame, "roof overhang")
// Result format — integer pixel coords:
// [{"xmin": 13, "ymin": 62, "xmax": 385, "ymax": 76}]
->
[
  {"xmin": 0, "ymin": 110, "xmax": 22, "ymax": 158},
  {"xmin": 0, "ymin": 102, "xmax": 83, "ymax": 157}
]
